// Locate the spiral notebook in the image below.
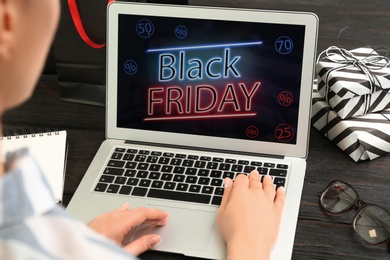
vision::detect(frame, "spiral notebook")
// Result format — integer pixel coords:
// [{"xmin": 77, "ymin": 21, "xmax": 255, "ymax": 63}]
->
[{"xmin": 0, "ymin": 129, "xmax": 68, "ymax": 202}]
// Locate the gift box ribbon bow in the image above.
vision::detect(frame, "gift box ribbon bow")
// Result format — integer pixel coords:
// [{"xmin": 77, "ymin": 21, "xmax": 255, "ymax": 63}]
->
[{"xmin": 317, "ymin": 46, "xmax": 390, "ymax": 97}]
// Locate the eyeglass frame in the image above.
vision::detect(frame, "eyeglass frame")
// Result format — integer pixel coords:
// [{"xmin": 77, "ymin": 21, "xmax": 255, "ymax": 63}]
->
[{"xmin": 318, "ymin": 180, "xmax": 390, "ymax": 252}]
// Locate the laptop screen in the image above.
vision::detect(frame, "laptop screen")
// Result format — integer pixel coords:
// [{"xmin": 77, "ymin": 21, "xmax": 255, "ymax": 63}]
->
[{"xmin": 116, "ymin": 14, "xmax": 305, "ymax": 145}]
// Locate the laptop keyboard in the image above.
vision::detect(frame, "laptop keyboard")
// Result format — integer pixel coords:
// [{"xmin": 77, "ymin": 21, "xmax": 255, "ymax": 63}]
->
[{"xmin": 93, "ymin": 147, "xmax": 289, "ymax": 206}]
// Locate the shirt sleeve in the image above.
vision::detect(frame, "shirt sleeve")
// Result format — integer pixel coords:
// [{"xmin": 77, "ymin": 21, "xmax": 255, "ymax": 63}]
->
[{"xmin": 0, "ymin": 152, "xmax": 139, "ymax": 260}]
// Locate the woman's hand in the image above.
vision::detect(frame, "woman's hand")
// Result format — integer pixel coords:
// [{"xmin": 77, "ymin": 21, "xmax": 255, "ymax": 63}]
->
[
  {"xmin": 88, "ymin": 203, "xmax": 169, "ymax": 256},
  {"xmin": 217, "ymin": 170, "xmax": 285, "ymax": 260}
]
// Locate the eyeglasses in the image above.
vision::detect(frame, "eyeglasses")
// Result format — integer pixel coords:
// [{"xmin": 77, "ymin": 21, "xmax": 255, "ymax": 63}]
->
[{"xmin": 319, "ymin": 180, "xmax": 390, "ymax": 252}]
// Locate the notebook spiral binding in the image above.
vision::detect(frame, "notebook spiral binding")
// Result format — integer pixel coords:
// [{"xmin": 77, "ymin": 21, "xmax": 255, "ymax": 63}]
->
[{"xmin": 1, "ymin": 127, "xmax": 60, "ymax": 140}]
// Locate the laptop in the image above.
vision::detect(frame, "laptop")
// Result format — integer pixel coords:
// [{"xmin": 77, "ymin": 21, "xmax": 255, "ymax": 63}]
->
[{"xmin": 66, "ymin": 2, "xmax": 318, "ymax": 259}]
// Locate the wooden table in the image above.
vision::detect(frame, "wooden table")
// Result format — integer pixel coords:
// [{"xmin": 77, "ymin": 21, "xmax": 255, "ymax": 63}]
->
[{"xmin": 3, "ymin": 1, "xmax": 390, "ymax": 259}]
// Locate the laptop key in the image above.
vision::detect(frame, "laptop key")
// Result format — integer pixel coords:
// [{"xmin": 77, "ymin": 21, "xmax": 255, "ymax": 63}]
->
[
  {"xmin": 107, "ymin": 160, "xmax": 125, "ymax": 168},
  {"xmin": 194, "ymin": 161, "xmax": 206, "ymax": 168},
  {"xmin": 161, "ymin": 165, "xmax": 173, "ymax": 173},
  {"xmin": 264, "ymin": 162, "xmax": 276, "ymax": 168},
  {"xmin": 146, "ymin": 156, "xmax": 158, "ymax": 163},
  {"xmin": 198, "ymin": 177, "xmax": 210, "ymax": 185},
  {"xmin": 223, "ymin": 172, "xmax": 235, "ymax": 179},
  {"xmin": 152, "ymin": 180, "xmax": 164, "ymax": 188},
  {"xmin": 211, "ymin": 179, "xmax": 223, "ymax": 186},
  {"xmin": 170, "ymin": 158, "xmax": 182, "ymax": 165},
  {"xmin": 186, "ymin": 176, "xmax": 197, "ymax": 183},
  {"xmin": 158, "ymin": 157, "xmax": 170, "ymax": 164},
  {"xmin": 148, "ymin": 189, "xmax": 211, "ymax": 204},
  {"xmin": 214, "ymin": 188, "xmax": 224, "ymax": 196},
  {"xmin": 188, "ymin": 155, "xmax": 199, "ymax": 160},
  {"xmin": 244, "ymin": 166, "xmax": 256, "ymax": 173},
  {"xmin": 99, "ymin": 175, "xmax": 115, "ymax": 183},
  {"xmin": 111, "ymin": 152, "xmax": 123, "ymax": 160},
  {"xmin": 94, "ymin": 183, "xmax": 108, "ymax": 192},
  {"xmin": 163, "ymin": 152, "xmax": 174, "ymax": 157},
  {"xmin": 176, "ymin": 183, "xmax": 189, "ymax": 191},
  {"xmin": 124, "ymin": 169, "xmax": 136, "ymax": 177},
  {"xmin": 211, "ymin": 196, "xmax": 222, "ymax": 205},
  {"xmin": 231, "ymin": 165, "xmax": 243, "ymax": 172},
  {"xmin": 151, "ymin": 151, "xmax": 162, "ymax": 156},
  {"xmin": 182, "ymin": 160, "xmax": 194, "ymax": 167},
  {"xmin": 274, "ymin": 177, "xmax": 286, "ymax": 188},
  {"xmin": 114, "ymin": 148, "xmax": 126, "ymax": 153},
  {"xmin": 210, "ymin": 170, "xmax": 222, "ymax": 178},
  {"xmin": 149, "ymin": 164, "xmax": 161, "ymax": 171},
  {"xmin": 132, "ymin": 187, "xmax": 148, "ymax": 197},
  {"xmin": 139, "ymin": 179, "xmax": 151, "ymax": 187},
  {"xmin": 161, "ymin": 173, "xmax": 173, "ymax": 181},
  {"xmin": 185, "ymin": 168, "xmax": 197, "ymax": 175},
  {"xmin": 189, "ymin": 185, "xmax": 201, "ymax": 193},
  {"xmin": 135, "ymin": 155, "xmax": 147, "ymax": 162},
  {"xmin": 251, "ymin": 161, "xmax": 262, "ymax": 166},
  {"xmin": 201, "ymin": 186, "xmax": 214, "ymax": 194},
  {"xmin": 219, "ymin": 163, "xmax": 231, "ymax": 171},
  {"xmin": 119, "ymin": 185, "xmax": 132, "ymax": 195},
  {"xmin": 173, "ymin": 166, "xmax": 185, "ymax": 174},
  {"xmin": 269, "ymin": 168, "xmax": 287, "ymax": 177},
  {"xmin": 137, "ymin": 163, "xmax": 149, "ymax": 170},
  {"xmin": 149, "ymin": 172, "xmax": 161, "ymax": 179},
  {"xmin": 164, "ymin": 182, "xmax": 176, "ymax": 190},
  {"xmin": 123, "ymin": 154, "xmax": 135, "ymax": 161},
  {"xmin": 198, "ymin": 169, "xmax": 210, "ymax": 177},
  {"xmin": 107, "ymin": 184, "xmax": 120, "ymax": 193},
  {"xmin": 127, "ymin": 178, "xmax": 139, "ymax": 186},
  {"xmin": 277, "ymin": 164, "xmax": 289, "ymax": 169},
  {"xmin": 206, "ymin": 162, "xmax": 218, "ymax": 169},
  {"xmin": 114, "ymin": 176, "xmax": 127, "ymax": 184},
  {"xmin": 104, "ymin": 167, "xmax": 124, "ymax": 176},
  {"xmin": 258, "ymin": 167, "xmax": 268, "ymax": 175},
  {"xmin": 125, "ymin": 162, "xmax": 137, "ymax": 169},
  {"xmin": 173, "ymin": 174, "xmax": 185, "ymax": 182},
  {"xmin": 225, "ymin": 158, "xmax": 236, "ymax": 164},
  {"xmin": 238, "ymin": 160, "xmax": 249, "ymax": 165}
]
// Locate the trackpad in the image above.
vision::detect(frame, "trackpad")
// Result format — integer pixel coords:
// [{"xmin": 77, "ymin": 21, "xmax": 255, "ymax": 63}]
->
[{"xmin": 131, "ymin": 205, "xmax": 215, "ymax": 252}]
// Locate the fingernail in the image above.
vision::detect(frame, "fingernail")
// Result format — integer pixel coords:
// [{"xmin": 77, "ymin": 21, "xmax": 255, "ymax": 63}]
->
[
  {"xmin": 149, "ymin": 235, "xmax": 162, "ymax": 247},
  {"xmin": 118, "ymin": 202, "xmax": 130, "ymax": 210},
  {"xmin": 224, "ymin": 178, "xmax": 232, "ymax": 188}
]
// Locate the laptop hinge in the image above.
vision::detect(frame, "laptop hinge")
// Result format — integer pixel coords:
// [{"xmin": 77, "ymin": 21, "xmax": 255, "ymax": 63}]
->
[{"xmin": 124, "ymin": 140, "xmax": 284, "ymax": 160}]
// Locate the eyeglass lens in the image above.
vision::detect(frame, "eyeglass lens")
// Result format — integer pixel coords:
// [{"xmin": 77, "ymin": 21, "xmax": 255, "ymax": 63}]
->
[
  {"xmin": 321, "ymin": 181, "xmax": 358, "ymax": 214},
  {"xmin": 354, "ymin": 205, "xmax": 390, "ymax": 245}
]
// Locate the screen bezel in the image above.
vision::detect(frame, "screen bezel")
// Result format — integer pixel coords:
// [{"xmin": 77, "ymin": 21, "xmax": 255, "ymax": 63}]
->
[{"xmin": 106, "ymin": 2, "xmax": 318, "ymax": 159}]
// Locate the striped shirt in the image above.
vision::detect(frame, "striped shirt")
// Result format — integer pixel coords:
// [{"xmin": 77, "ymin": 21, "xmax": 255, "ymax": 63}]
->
[{"xmin": 0, "ymin": 151, "xmax": 138, "ymax": 260}]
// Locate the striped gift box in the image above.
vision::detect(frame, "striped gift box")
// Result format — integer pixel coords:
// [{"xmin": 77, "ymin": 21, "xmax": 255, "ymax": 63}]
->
[
  {"xmin": 312, "ymin": 91, "xmax": 390, "ymax": 162},
  {"xmin": 317, "ymin": 46, "xmax": 390, "ymax": 119}
]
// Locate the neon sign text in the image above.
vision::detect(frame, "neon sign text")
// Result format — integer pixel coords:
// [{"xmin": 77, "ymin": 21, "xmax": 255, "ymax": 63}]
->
[
  {"xmin": 159, "ymin": 48, "xmax": 241, "ymax": 81},
  {"xmin": 146, "ymin": 82, "xmax": 261, "ymax": 121}
]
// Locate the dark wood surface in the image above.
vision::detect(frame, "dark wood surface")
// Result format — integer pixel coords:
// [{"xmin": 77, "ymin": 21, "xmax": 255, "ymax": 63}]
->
[{"xmin": 4, "ymin": 1, "xmax": 390, "ymax": 259}]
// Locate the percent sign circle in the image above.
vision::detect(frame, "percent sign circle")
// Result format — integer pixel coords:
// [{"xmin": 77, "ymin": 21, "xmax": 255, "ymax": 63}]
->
[
  {"xmin": 278, "ymin": 91, "xmax": 294, "ymax": 106},
  {"xmin": 246, "ymin": 126, "xmax": 259, "ymax": 139},
  {"xmin": 124, "ymin": 60, "xmax": 138, "ymax": 75},
  {"xmin": 175, "ymin": 25, "xmax": 188, "ymax": 39}
]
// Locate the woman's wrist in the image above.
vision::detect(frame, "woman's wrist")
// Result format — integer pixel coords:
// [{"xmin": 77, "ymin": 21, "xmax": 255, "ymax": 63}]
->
[{"xmin": 226, "ymin": 239, "xmax": 271, "ymax": 260}]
